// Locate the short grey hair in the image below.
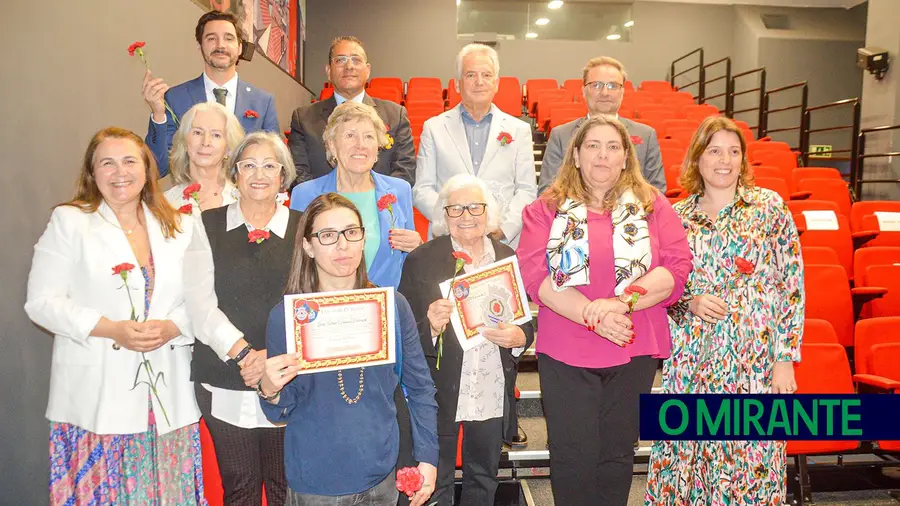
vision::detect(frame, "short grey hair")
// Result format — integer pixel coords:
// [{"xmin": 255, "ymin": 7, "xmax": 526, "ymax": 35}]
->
[
  {"xmin": 322, "ymin": 102, "xmax": 391, "ymax": 168},
  {"xmin": 431, "ymin": 174, "xmax": 500, "ymax": 237},
  {"xmin": 455, "ymin": 43, "xmax": 500, "ymax": 84},
  {"xmin": 228, "ymin": 131, "xmax": 297, "ymax": 192},
  {"xmin": 169, "ymin": 102, "xmax": 245, "ymax": 185}
]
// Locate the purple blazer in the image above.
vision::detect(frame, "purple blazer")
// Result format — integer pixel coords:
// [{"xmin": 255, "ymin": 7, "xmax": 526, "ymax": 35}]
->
[{"xmin": 517, "ymin": 192, "xmax": 692, "ymax": 369}]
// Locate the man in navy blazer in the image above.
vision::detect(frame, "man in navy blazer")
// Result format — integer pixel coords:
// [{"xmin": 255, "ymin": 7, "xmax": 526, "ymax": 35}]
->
[{"xmin": 142, "ymin": 11, "xmax": 280, "ymax": 178}]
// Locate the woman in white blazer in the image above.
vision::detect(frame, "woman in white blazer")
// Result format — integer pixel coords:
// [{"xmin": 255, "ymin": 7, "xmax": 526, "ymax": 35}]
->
[{"xmin": 25, "ymin": 127, "xmax": 204, "ymax": 505}]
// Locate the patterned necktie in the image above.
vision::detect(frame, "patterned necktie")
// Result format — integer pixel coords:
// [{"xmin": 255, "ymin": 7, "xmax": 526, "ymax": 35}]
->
[{"xmin": 213, "ymin": 88, "xmax": 227, "ymax": 106}]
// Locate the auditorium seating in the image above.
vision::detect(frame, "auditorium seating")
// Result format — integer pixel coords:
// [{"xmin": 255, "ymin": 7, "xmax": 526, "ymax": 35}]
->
[
  {"xmin": 798, "ymin": 178, "xmax": 853, "ymax": 217},
  {"xmin": 801, "ymin": 246, "xmax": 841, "ymax": 270},
  {"xmin": 802, "ymin": 318, "xmax": 841, "ymax": 344},
  {"xmin": 861, "ymin": 265, "xmax": 900, "ymax": 317},
  {"xmin": 853, "ymin": 317, "xmax": 900, "ymax": 389},
  {"xmin": 858, "ymin": 214, "xmax": 900, "ymax": 247},
  {"xmin": 803, "ymin": 264, "xmax": 857, "ymax": 347},
  {"xmin": 494, "ymin": 76, "xmax": 523, "ymax": 117},
  {"xmin": 525, "ymin": 79, "xmax": 560, "ymax": 116}
]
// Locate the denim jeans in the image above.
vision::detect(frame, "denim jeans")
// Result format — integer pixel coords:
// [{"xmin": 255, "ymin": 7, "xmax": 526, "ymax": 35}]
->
[{"xmin": 285, "ymin": 470, "xmax": 398, "ymax": 506}]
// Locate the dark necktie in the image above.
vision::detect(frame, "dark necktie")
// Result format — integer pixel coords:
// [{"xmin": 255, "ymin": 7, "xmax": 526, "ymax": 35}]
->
[{"xmin": 213, "ymin": 88, "xmax": 228, "ymax": 106}]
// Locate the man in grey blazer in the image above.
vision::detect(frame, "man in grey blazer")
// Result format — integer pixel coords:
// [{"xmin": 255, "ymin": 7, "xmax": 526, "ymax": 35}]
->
[
  {"xmin": 537, "ymin": 56, "xmax": 666, "ymax": 194},
  {"xmin": 414, "ymin": 44, "xmax": 536, "ymax": 247},
  {"xmin": 287, "ymin": 36, "xmax": 416, "ymax": 186}
]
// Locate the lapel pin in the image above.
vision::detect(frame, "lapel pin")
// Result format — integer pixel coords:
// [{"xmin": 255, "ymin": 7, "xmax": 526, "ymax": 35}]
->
[{"xmin": 246, "ymin": 86, "xmax": 251, "ymax": 92}]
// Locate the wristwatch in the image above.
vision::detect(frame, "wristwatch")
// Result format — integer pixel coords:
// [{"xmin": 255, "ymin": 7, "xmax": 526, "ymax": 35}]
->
[{"xmin": 256, "ymin": 379, "xmax": 279, "ymax": 401}]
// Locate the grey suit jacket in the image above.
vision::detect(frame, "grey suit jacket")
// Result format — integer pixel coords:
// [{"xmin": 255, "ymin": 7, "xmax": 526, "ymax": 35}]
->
[
  {"xmin": 537, "ymin": 116, "xmax": 666, "ymax": 194},
  {"xmin": 287, "ymin": 94, "xmax": 416, "ymax": 185}
]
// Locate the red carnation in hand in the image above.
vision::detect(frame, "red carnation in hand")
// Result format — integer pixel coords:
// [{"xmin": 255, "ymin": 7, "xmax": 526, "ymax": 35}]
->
[
  {"xmin": 630, "ymin": 135, "xmax": 644, "ymax": 145},
  {"xmin": 112, "ymin": 263, "xmax": 135, "ymax": 277},
  {"xmin": 377, "ymin": 193, "xmax": 398, "ymax": 211},
  {"xmin": 624, "ymin": 285, "xmax": 648, "ymax": 296},
  {"xmin": 735, "ymin": 257, "xmax": 755, "ymax": 275},
  {"xmin": 396, "ymin": 466, "xmax": 425, "ymax": 496},
  {"xmin": 178, "ymin": 204, "xmax": 193, "ymax": 214},
  {"xmin": 244, "ymin": 109, "xmax": 259, "ymax": 119},
  {"xmin": 452, "ymin": 251, "xmax": 473, "ymax": 264},
  {"xmin": 127, "ymin": 41, "xmax": 146, "ymax": 56},
  {"xmin": 248, "ymin": 229, "xmax": 271, "ymax": 244},
  {"xmin": 497, "ymin": 131, "xmax": 513, "ymax": 146}
]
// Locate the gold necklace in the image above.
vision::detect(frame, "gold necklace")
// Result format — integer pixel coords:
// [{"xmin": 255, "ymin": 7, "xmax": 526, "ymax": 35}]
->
[
  {"xmin": 100, "ymin": 212, "xmax": 141, "ymax": 235},
  {"xmin": 337, "ymin": 367, "xmax": 365, "ymax": 404}
]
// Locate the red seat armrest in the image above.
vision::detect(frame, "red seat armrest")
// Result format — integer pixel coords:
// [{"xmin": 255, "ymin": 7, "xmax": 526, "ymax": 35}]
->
[
  {"xmin": 854, "ymin": 373, "xmax": 900, "ymax": 392},
  {"xmin": 789, "ymin": 191, "xmax": 812, "ymax": 200},
  {"xmin": 851, "ymin": 230, "xmax": 879, "ymax": 249}
]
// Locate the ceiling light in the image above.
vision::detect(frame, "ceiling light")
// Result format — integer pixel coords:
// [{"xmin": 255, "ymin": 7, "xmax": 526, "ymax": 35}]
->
[
  {"xmin": 535, "ymin": 18, "xmax": 550, "ymax": 26},
  {"xmin": 606, "ymin": 33, "xmax": 621, "ymax": 41},
  {"xmin": 548, "ymin": 0, "xmax": 563, "ymax": 9},
  {"xmin": 456, "ymin": 0, "xmax": 460, "ymax": 5},
  {"xmin": 526, "ymin": 32, "xmax": 539, "ymax": 39},
  {"xmin": 624, "ymin": 20, "xmax": 634, "ymax": 28}
]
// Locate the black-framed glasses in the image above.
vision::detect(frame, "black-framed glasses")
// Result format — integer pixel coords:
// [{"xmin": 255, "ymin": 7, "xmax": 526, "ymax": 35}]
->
[
  {"xmin": 585, "ymin": 81, "xmax": 624, "ymax": 92},
  {"xmin": 443, "ymin": 203, "xmax": 487, "ymax": 218},
  {"xmin": 310, "ymin": 226, "xmax": 366, "ymax": 245}
]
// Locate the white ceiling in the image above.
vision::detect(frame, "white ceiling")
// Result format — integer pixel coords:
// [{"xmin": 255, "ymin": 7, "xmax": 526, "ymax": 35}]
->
[{"xmin": 643, "ymin": 0, "xmax": 866, "ymax": 8}]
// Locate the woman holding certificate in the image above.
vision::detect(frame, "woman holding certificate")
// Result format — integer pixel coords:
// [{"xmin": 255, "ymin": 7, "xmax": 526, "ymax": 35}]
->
[
  {"xmin": 183, "ymin": 131, "xmax": 298, "ymax": 505},
  {"xmin": 517, "ymin": 115, "xmax": 692, "ymax": 506},
  {"xmin": 289, "ymin": 101, "xmax": 422, "ymax": 289},
  {"xmin": 258, "ymin": 193, "xmax": 439, "ymax": 506},
  {"xmin": 398, "ymin": 174, "xmax": 535, "ymax": 506}
]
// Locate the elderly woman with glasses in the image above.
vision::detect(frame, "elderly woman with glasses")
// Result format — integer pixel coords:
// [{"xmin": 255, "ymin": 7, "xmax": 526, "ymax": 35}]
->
[
  {"xmin": 164, "ymin": 102, "xmax": 245, "ymax": 214},
  {"xmin": 183, "ymin": 131, "xmax": 299, "ymax": 505},
  {"xmin": 399, "ymin": 174, "xmax": 534, "ymax": 506},
  {"xmin": 258, "ymin": 193, "xmax": 438, "ymax": 506},
  {"xmin": 289, "ymin": 101, "xmax": 422, "ymax": 290}
]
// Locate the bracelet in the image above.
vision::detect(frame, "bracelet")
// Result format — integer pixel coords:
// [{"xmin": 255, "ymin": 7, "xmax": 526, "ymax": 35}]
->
[
  {"xmin": 232, "ymin": 344, "xmax": 253, "ymax": 364},
  {"xmin": 256, "ymin": 379, "xmax": 279, "ymax": 401}
]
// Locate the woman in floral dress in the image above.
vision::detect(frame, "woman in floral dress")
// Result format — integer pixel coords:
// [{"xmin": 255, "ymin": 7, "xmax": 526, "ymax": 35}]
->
[{"xmin": 645, "ymin": 117, "xmax": 804, "ymax": 505}]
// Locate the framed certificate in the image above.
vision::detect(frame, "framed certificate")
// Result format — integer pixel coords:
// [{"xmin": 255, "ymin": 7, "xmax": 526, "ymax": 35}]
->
[
  {"xmin": 439, "ymin": 256, "xmax": 532, "ymax": 351},
  {"xmin": 284, "ymin": 287, "xmax": 396, "ymax": 374}
]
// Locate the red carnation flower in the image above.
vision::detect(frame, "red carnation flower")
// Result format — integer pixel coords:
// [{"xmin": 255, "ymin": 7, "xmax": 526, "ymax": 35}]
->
[
  {"xmin": 377, "ymin": 193, "xmax": 398, "ymax": 212},
  {"xmin": 395, "ymin": 466, "xmax": 425, "ymax": 496},
  {"xmin": 630, "ymin": 135, "xmax": 644, "ymax": 145},
  {"xmin": 127, "ymin": 41, "xmax": 146, "ymax": 56},
  {"xmin": 244, "ymin": 109, "xmax": 259, "ymax": 119},
  {"xmin": 735, "ymin": 257, "xmax": 755, "ymax": 275},
  {"xmin": 497, "ymin": 131, "xmax": 513, "ymax": 146},
  {"xmin": 452, "ymin": 251, "xmax": 473, "ymax": 264},
  {"xmin": 178, "ymin": 204, "xmax": 193, "ymax": 214},
  {"xmin": 112, "ymin": 263, "xmax": 135, "ymax": 276},
  {"xmin": 248, "ymin": 229, "xmax": 271, "ymax": 244},
  {"xmin": 624, "ymin": 285, "xmax": 648, "ymax": 296},
  {"xmin": 183, "ymin": 182, "xmax": 201, "ymax": 201}
]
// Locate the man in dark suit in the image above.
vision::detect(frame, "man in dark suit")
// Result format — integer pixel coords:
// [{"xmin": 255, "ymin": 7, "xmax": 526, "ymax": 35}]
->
[
  {"xmin": 142, "ymin": 11, "xmax": 280, "ymax": 178},
  {"xmin": 288, "ymin": 36, "xmax": 416, "ymax": 186},
  {"xmin": 538, "ymin": 56, "xmax": 666, "ymax": 194}
]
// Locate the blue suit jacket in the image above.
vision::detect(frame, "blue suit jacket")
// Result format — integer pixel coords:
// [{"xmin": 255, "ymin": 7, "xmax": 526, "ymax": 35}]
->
[
  {"xmin": 146, "ymin": 74, "xmax": 280, "ymax": 177},
  {"xmin": 289, "ymin": 170, "xmax": 414, "ymax": 290}
]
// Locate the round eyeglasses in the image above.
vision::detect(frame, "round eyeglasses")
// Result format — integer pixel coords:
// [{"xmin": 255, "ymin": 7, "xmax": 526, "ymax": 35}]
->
[
  {"xmin": 310, "ymin": 226, "xmax": 366, "ymax": 245},
  {"xmin": 443, "ymin": 203, "xmax": 487, "ymax": 218}
]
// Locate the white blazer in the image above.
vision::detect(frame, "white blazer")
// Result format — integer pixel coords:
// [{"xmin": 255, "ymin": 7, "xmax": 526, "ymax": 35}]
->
[
  {"xmin": 25, "ymin": 202, "xmax": 200, "ymax": 436},
  {"xmin": 413, "ymin": 104, "xmax": 537, "ymax": 245}
]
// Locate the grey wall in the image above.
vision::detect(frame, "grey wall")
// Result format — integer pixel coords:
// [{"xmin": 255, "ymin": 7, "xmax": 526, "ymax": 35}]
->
[
  {"xmin": 307, "ymin": 0, "xmax": 735, "ymax": 91},
  {"xmin": 0, "ymin": 0, "xmax": 311, "ymax": 501}
]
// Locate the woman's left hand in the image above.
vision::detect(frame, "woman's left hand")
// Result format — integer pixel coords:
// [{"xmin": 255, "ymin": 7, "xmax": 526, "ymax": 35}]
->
[
  {"xmin": 389, "ymin": 228, "xmax": 422, "ymax": 253},
  {"xmin": 409, "ymin": 462, "xmax": 437, "ymax": 506},
  {"xmin": 480, "ymin": 322, "xmax": 526, "ymax": 349},
  {"xmin": 772, "ymin": 361, "xmax": 797, "ymax": 394},
  {"xmin": 143, "ymin": 320, "xmax": 181, "ymax": 349}
]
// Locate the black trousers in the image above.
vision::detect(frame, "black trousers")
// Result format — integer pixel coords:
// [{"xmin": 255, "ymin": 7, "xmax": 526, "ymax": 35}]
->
[
  {"xmin": 195, "ymin": 383, "xmax": 287, "ymax": 506},
  {"xmin": 433, "ymin": 417, "xmax": 503, "ymax": 506},
  {"xmin": 395, "ymin": 385, "xmax": 415, "ymax": 506},
  {"xmin": 538, "ymin": 353, "xmax": 658, "ymax": 506}
]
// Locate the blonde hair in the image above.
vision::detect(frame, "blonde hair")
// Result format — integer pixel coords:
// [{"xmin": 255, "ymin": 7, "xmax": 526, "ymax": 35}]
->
[
  {"xmin": 679, "ymin": 116, "xmax": 754, "ymax": 195},
  {"xmin": 322, "ymin": 102, "xmax": 391, "ymax": 167},
  {"xmin": 169, "ymin": 102, "xmax": 245, "ymax": 185},
  {"xmin": 545, "ymin": 115, "xmax": 657, "ymax": 213},
  {"xmin": 582, "ymin": 56, "xmax": 628, "ymax": 85}
]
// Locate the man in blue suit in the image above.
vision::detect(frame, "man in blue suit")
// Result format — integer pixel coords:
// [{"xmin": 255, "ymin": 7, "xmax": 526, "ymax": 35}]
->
[{"xmin": 142, "ymin": 11, "xmax": 280, "ymax": 178}]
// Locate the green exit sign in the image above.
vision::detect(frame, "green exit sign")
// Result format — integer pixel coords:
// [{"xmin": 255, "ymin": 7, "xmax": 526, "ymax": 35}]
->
[{"xmin": 810, "ymin": 145, "xmax": 833, "ymax": 158}]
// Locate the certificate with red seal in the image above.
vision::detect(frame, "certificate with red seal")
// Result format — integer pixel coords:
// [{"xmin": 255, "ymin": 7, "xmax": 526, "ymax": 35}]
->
[
  {"xmin": 439, "ymin": 256, "xmax": 532, "ymax": 351},
  {"xmin": 284, "ymin": 287, "xmax": 396, "ymax": 374}
]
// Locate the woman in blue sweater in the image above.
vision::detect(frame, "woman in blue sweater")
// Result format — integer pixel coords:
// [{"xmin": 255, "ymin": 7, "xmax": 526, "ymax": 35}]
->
[{"xmin": 258, "ymin": 193, "xmax": 438, "ymax": 506}]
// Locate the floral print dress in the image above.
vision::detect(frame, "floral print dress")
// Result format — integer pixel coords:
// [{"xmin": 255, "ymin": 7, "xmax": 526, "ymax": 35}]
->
[
  {"xmin": 49, "ymin": 256, "xmax": 206, "ymax": 506},
  {"xmin": 644, "ymin": 186, "xmax": 804, "ymax": 506}
]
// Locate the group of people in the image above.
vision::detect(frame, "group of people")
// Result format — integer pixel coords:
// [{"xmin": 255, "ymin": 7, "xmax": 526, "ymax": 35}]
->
[{"xmin": 25, "ymin": 8, "xmax": 806, "ymax": 506}]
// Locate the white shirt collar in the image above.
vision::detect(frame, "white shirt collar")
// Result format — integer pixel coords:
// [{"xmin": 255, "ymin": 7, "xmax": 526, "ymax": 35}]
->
[
  {"xmin": 334, "ymin": 90, "xmax": 366, "ymax": 105},
  {"xmin": 203, "ymin": 73, "xmax": 239, "ymax": 109},
  {"xmin": 225, "ymin": 201, "xmax": 290, "ymax": 238},
  {"xmin": 450, "ymin": 235, "xmax": 496, "ymax": 269}
]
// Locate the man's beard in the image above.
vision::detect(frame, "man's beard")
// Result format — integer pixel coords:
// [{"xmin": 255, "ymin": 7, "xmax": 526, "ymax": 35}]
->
[{"xmin": 205, "ymin": 50, "xmax": 237, "ymax": 70}]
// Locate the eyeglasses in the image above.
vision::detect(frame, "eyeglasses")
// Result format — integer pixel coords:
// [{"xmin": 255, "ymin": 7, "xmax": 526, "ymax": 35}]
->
[
  {"xmin": 331, "ymin": 55, "xmax": 366, "ymax": 67},
  {"xmin": 443, "ymin": 203, "xmax": 487, "ymax": 218},
  {"xmin": 310, "ymin": 226, "xmax": 366, "ymax": 245},
  {"xmin": 585, "ymin": 81, "xmax": 625, "ymax": 92},
  {"xmin": 236, "ymin": 160, "xmax": 283, "ymax": 175}
]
